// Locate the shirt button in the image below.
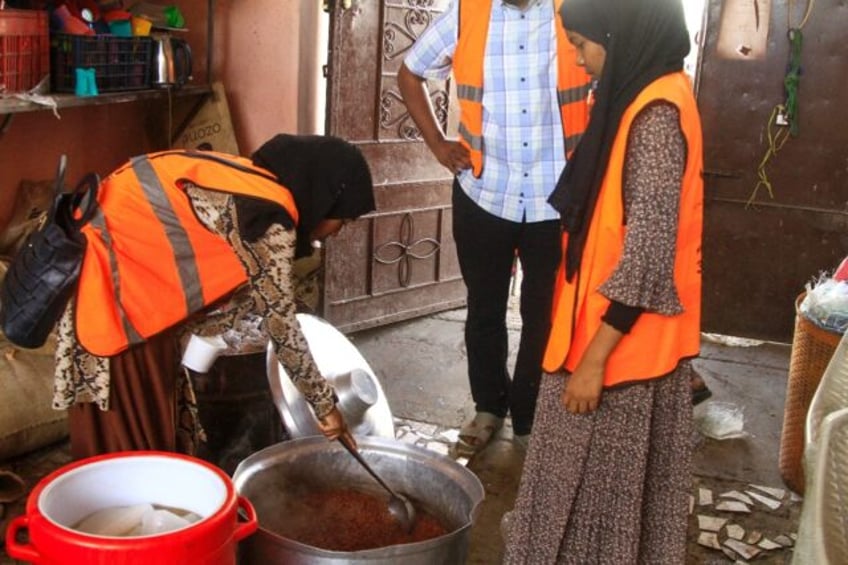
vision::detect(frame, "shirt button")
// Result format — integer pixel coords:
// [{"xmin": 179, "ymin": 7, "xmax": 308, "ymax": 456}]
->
[
  {"xmin": 519, "ymin": 45, "xmax": 524, "ymax": 50},
  {"xmin": 524, "ymin": 173, "xmax": 529, "ymax": 177},
  {"xmin": 523, "ymin": 142, "xmax": 528, "ymax": 147},
  {"xmin": 522, "ymin": 109, "xmax": 527, "ymax": 114},
  {"xmin": 520, "ymin": 77, "xmax": 526, "ymax": 82}
]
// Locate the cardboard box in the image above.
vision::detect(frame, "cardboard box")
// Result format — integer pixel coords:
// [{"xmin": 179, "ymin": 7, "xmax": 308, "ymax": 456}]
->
[{"xmin": 173, "ymin": 81, "xmax": 240, "ymax": 155}]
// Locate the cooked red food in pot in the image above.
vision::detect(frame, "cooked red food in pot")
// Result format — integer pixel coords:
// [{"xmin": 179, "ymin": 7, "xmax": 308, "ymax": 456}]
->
[{"xmin": 274, "ymin": 488, "xmax": 447, "ymax": 551}]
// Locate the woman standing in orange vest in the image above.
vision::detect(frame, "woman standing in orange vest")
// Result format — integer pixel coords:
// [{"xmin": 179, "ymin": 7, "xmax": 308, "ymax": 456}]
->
[{"xmin": 503, "ymin": 0, "xmax": 703, "ymax": 562}]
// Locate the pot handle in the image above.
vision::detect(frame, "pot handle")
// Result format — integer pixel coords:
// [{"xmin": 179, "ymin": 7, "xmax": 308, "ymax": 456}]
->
[
  {"xmin": 5, "ymin": 515, "xmax": 41, "ymax": 562},
  {"xmin": 173, "ymin": 38, "xmax": 193, "ymax": 87},
  {"xmin": 233, "ymin": 495, "xmax": 258, "ymax": 542}
]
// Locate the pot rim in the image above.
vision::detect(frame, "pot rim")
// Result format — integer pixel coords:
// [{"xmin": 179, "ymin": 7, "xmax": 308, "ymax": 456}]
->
[
  {"xmin": 232, "ymin": 436, "xmax": 486, "ymax": 553},
  {"xmin": 28, "ymin": 451, "xmax": 237, "ymax": 540}
]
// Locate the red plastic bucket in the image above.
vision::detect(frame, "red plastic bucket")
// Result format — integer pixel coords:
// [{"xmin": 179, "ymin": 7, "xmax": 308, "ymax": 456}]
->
[{"xmin": 5, "ymin": 451, "xmax": 257, "ymax": 564}]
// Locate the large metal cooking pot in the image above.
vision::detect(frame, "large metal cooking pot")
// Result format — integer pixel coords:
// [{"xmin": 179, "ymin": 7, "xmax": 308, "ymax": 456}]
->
[{"xmin": 232, "ymin": 436, "xmax": 484, "ymax": 564}]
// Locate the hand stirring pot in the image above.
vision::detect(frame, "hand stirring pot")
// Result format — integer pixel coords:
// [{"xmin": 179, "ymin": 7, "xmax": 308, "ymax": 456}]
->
[{"xmin": 337, "ymin": 437, "xmax": 416, "ymax": 532}]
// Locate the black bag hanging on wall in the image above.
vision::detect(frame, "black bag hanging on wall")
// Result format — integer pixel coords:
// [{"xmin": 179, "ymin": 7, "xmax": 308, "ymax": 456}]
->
[{"xmin": 0, "ymin": 156, "xmax": 99, "ymax": 349}]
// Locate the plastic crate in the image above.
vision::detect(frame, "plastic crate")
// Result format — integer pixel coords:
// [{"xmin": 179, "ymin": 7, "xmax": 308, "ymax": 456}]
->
[
  {"xmin": 0, "ymin": 9, "xmax": 49, "ymax": 94},
  {"xmin": 51, "ymin": 33, "xmax": 152, "ymax": 93}
]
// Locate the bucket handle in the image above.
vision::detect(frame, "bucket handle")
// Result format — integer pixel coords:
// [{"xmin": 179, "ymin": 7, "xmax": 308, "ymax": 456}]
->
[
  {"xmin": 5, "ymin": 515, "xmax": 41, "ymax": 562},
  {"xmin": 233, "ymin": 495, "xmax": 258, "ymax": 542}
]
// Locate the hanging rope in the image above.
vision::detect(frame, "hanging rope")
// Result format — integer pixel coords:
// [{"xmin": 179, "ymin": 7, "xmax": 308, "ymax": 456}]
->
[
  {"xmin": 783, "ymin": 28, "xmax": 803, "ymax": 136},
  {"xmin": 783, "ymin": 0, "xmax": 815, "ymax": 136},
  {"xmin": 749, "ymin": 0, "xmax": 815, "ymax": 204},
  {"xmin": 748, "ymin": 105, "xmax": 791, "ymax": 206},
  {"xmin": 788, "ymin": 0, "xmax": 816, "ymax": 30}
]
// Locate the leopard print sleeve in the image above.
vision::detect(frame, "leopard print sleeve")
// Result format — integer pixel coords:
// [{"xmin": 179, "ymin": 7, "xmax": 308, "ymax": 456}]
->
[
  {"xmin": 186, "ymin": 185, "xmax": 336, "ymax": 419},
  {"xmin": 239, "ymin": 222, "xmax": 336, "ymax": 418}
]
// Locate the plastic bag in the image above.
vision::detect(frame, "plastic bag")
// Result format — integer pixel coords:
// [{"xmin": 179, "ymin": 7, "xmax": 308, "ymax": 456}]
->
[
  {"xmin": 695, "ymin": 401, "xmax": 747, "ymax": 440},
  {"xmin": 800, "ymin": 276, "xmax": 848, "ymax": 335}
]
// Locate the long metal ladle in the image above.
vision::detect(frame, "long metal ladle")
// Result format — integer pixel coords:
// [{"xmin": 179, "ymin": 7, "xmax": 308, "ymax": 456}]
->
[{"xmin": 337, "ymin": 437, "xmax": 416, "ymax": 533}]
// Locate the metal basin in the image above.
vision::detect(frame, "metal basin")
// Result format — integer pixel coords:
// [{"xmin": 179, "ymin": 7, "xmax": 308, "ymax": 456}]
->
[{"xmin": 232, "ymin": 436, "xmax": 484, "ymax": 564}]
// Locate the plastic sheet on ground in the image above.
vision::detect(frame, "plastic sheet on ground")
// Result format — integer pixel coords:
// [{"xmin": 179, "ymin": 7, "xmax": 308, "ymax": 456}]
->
[{"xmin": 695, "ymin": 401, "xmax": 748, "ymax": 440}]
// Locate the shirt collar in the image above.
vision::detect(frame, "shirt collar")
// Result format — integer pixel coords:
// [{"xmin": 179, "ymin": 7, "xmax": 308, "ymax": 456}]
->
[{"xmin": 501, "ymin": 0, "xmax": 544, "ymax": 10}]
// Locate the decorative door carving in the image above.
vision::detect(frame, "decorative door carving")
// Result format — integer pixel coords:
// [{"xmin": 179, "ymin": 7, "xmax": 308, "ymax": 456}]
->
[{"xmin": 323, "ymin": 0, "xmax": 465, "ymax": 332}]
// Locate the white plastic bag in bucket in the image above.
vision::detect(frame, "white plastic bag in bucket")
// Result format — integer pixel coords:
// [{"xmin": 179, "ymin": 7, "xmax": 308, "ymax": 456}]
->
[{"xmin": 5, "ymin": 451, "xmax": 257, "ymax": 564}]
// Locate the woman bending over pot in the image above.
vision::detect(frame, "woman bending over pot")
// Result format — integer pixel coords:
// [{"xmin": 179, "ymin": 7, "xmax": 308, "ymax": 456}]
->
[{"xmin": 54, "ymin": 135, "xmax": 374, "ymax": 459}]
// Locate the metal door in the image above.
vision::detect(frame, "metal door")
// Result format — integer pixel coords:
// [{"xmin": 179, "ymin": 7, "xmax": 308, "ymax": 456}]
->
[
  {"xmin": 697, "ymin": 0, "xmax": 848, "ymax": 341},
  {"xmin": 322, "ymin": 0, "xmax": 465, "ymax": 332}
]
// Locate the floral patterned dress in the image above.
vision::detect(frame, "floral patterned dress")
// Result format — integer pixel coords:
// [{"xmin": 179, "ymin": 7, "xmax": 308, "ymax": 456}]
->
[{"xmin": 504, "ymin": 102, "xmax": 695, "ymax": 564}]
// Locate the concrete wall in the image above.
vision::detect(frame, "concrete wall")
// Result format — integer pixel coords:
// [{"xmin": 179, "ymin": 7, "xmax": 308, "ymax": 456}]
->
[{"xmin": 206, "ymin": 0, "xmax": 326, "ymax": 154}]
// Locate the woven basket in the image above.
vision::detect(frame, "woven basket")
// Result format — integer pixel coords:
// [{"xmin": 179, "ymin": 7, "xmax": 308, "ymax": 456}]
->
[{"xmin": 779, "ymin": 292, "xmax": 842, "ymax": 494}]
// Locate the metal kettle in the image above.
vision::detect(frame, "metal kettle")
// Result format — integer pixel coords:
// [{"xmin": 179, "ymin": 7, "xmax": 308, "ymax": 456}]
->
[{"xmin": 151, "ymin": 32, "xmax": 192, "ymax": 88}]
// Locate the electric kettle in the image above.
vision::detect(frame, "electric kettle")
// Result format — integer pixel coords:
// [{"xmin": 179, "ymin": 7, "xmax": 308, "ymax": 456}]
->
[{"xmin": 151, "ymin": 33, "xmax": 192, "ymax": 88}]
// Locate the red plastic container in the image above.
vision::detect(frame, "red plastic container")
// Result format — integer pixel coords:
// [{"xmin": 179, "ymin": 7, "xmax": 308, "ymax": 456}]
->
[
  {"xmin": 835, "ymin": 255, "xmax": 848, "ymax": 282},
  {"xmin": 0, "ymin": 9, "xmax": 49, "ymax": 93},
  {"xmin": 5, "ymin": 451, "xmax": 257, "ymax": 565}
]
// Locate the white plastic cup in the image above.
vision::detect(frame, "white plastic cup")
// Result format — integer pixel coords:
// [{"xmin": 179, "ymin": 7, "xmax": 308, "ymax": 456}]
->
[{"xmin": 181, "ymin": 334, "xmax": 228, "ymax": 373}]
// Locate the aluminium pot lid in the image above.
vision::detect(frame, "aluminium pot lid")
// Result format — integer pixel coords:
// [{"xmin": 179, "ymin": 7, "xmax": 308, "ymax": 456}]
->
[{"xmin": 266, "ymin": 313, "xmax": 395, "ymax": 440}]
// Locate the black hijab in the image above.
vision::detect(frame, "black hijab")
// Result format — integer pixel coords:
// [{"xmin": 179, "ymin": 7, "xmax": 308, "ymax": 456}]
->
[
  {"xmin": 251, "ymin": 134, "xmax": 375, "ymax": 258},
  {"xmin": 548, "ymin": 0, "xmax": 690, "ymax": 280}
]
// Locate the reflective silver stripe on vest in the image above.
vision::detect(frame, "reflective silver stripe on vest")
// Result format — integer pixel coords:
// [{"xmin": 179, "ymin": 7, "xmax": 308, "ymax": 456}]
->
[
  {"xmin": 557, "ymin": 82, "xmax": 592, "ymax": 106},
  {"xmin": 131, "ymin": 155, "xmax": 205, "ymax": 314},
  {"xmin": 457, "ymin": 123, "xmax": 483, "ymax": 151},
  {"xmin": 565, "ymin": 132, "xmax": 582, "ymax": 155},
  {"xmin": 456, "ymin": 83, "xmax": 483, "ymax": 102},
  {"xmin": 90, "ymin": 209, "xmax": 144, "ymax": 345}
]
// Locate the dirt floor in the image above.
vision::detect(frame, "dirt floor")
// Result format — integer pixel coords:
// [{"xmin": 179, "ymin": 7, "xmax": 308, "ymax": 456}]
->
[{"xmin": 0, "ymin": 306, "xmax": 805, "ymax": 564}]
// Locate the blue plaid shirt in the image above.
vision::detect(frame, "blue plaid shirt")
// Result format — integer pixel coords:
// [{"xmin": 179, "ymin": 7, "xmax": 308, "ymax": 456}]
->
[{"xmin": 404, "ymin": 0, "xmax": 565, "ymax": 223}]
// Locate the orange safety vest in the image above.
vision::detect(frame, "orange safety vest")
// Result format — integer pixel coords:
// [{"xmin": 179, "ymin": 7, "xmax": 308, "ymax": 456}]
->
[
  {"xmin": 75, "ymin": 150, "xmax": 299, "ymax": 357},
  {"xmin": 542, "ymin": 72, "xmax": 703, "ymax": 386},
  {"xmin": 453, "ymin": 0, "xmax": 592, "ymax": 178}
]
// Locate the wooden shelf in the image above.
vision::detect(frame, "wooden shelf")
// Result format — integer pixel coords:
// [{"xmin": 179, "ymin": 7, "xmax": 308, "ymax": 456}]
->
[{"xmin": 0, "ymin": 84, "xmax": 212, "ymax": 115}]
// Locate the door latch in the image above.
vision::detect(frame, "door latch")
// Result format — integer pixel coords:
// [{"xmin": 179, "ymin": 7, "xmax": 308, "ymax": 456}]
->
[{"xmin": 323, "ymin": 0, "xmax": 352, "ymax": 12}]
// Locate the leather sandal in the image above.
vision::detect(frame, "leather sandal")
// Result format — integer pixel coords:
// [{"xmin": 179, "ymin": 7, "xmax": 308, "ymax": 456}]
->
[{"xmin": 457, "ymin": 412, "xmax": 504, "ymax": 454}]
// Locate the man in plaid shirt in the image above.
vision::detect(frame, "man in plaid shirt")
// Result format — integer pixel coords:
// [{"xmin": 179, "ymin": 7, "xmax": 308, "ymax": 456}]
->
[{"xmin": 399, "ymin": 0, "xmax": 589, "ymax": 453}]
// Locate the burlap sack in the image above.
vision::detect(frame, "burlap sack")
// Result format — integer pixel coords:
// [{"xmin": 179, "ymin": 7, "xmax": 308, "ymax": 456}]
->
[
  {"xmin": 0, "ymin": 260, "xmax": 68, "ymax": 462},
  {"xmin": 0, "ymin": 178, "xmax": 53, "ymax": 258}
]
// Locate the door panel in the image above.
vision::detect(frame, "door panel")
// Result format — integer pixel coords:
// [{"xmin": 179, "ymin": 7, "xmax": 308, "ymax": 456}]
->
[
  {"xmin": 697, "ymin": 0, "xmax": 848, "ymax": 341},
  {"xmin": 324, "ymin": 0, "xmax": 464, "ymax": 332}
]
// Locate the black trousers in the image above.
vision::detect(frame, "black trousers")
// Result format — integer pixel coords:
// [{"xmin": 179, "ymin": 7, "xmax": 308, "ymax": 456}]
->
[{"xmin": 451, "ymin": 180, "xmax": 561, "ymax": 435}]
